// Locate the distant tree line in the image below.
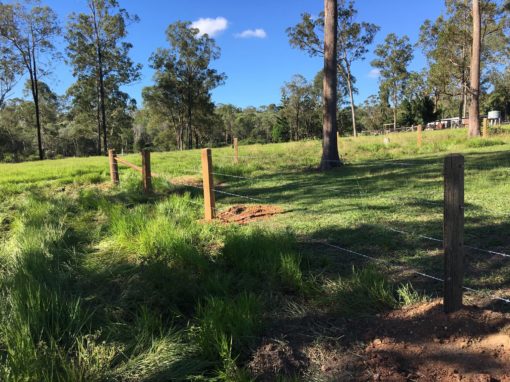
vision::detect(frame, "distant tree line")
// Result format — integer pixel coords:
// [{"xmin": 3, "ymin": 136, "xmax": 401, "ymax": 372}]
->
[{"xmin": 0, "ymin": 0, "xmax": 509, "ymax": 162}]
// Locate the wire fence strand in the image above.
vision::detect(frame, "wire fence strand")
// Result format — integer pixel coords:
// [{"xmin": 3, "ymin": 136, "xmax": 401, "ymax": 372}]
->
[{"xmin": 318, "ymin": 241, "xmax": 510, "ymax": 304}]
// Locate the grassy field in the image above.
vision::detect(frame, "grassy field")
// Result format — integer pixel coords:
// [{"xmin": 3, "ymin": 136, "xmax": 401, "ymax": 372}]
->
[{"xmin": 1, "ymin": 126, "xmax": 510, "ymax": 380}]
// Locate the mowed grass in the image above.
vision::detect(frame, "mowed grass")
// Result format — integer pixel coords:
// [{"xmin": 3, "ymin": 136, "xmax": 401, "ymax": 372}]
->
[{"xmin": 0, "ymin": 125, "xmax": 509, "ymax": 380}]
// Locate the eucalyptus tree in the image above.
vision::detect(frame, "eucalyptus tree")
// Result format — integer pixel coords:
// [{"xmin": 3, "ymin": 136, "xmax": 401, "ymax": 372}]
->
[
  {"xmin": 419, "ymin": 0, "xmax": 510, "ymax": 121},
  {"xmin": 469, "ymin": 0, "xmax": 482, "ymax": 136},
  {"xmin": 371, "ymin": 33, "xmax": 414, "ymax": 130},
  {"xmin": 0, "ymin": 42, "xmax": 22, "ymax": 108},
  {"xmin": 320, "ymin": 0, "xmax": 341, "ymax": 170},
  {"xmin": 0, "ymin": 0, "xmax": 60, "ymax": 160},
  {"xmin": 216, "ymin": 104, "xmax": 240, "ymax": 144},
  {"xmin": 144, "ymin": 21, "xmax": 225, "ymax": 150},
  {"xmin": 66, "ymin": 0, "xmax": 141, "ymax": 154},
  {"xmin": 280, "ymin": 74, "xmax": 316, "ymax": 141},
  {"xmin": 287, "ymin": 0, "xmax": 379, "ymax": 137}
]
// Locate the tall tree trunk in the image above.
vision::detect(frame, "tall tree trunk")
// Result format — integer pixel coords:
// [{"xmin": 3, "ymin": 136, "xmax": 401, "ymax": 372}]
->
[
  {"xmin": 392, "ymin": 93, "xmax": 398, "ymax": 131},
  {"xmin": 343, "ymin": 55, "xmax": 357, "ymax": 137},
  {"xmin": 346, "ymin": 74, "xmax": 357, "ymax": 137},
  {"xmin": 97, "ymin": 49, "xmax": 108, "ymax": 153},
  {"xmin": 320, "ymin": 0, "xmax": 341, "ymax": 170},
  {"xmin": 29, "ymin": 44, "xmax": 43, "ymax": 160},
  {"xmin": 96, "ymin": 84, "xmax": 102, "ymax": 155},
  {"xmin": 187, "ymin": 89, "xmax": 192, "ymax": 150},
  {"xmin": 468, "ymin": 0, "xmax": 481, "ymax": 137},
  {"xmin": 91, "ymin": 0, "xmax": 108, "ymax": 154},
  {"xmin": 295, "ymin": 104, "xmax": 300, "ymax": 141}
]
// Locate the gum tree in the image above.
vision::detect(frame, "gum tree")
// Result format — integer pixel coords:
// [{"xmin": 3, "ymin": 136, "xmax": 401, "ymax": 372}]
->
[
  {"xmin": 371, "ymin": 33, "xmax": 414, "ymax": 131},
  {"xmin": 287, "ymin": 0, "xmax": 379, "ymax": 137},
  {"xmin": 0, "ymin": 1, "xmax": 60, "ymax": 160},
  {"xmin": 320, "ymin": 0, "xmax": 341, "ymax": 170}
]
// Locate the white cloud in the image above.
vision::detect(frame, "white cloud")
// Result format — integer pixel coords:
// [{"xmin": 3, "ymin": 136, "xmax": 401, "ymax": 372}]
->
[
  {"xmin": 190, "ymin": 17, "xmax": 228, "ymax": 37},
  {"xmin": 368, "ymin": 68, "xmax": 380, "ymax": 78},
  {"xmin": 235, "ymin": 28, "xmax": 267, "ymax": 39}
]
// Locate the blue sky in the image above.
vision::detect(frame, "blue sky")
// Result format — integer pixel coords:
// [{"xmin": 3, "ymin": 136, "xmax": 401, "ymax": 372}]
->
[{"xmin": 10, "ymin": 0, "xmax": 445, "ymax": 108}]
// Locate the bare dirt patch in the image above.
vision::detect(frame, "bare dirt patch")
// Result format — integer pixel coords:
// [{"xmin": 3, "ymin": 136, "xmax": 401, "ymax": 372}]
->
[
  {"xmin": 248, "ymin": 340, "xmax": 308, "ymax": 381},
  {"xmin": 246, "ymin": 300, "xmax": 510, "ymax": 381},
  {"xmin": 362, "ymin": 300, "xmax": 510, "ymax": 381},
  {"xmin": 217, "ymin": 204, "xmax": 283, "ymax": 224}
]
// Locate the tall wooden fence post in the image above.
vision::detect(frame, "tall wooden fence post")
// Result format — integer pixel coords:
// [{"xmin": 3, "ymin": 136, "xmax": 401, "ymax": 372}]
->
[
  {"xmin": 482, "ymin": 118, "xmax": 488, "ymax": 138},
  {"xmin": 108, "ymin": 149, "xmax": 119, "ymax": 185},
  {"xmin": 443, "ymin": 154, "xmax": 465, "ymax": 313},
  {"xmin": 141, "ymin": 149, "xmax": 152, "ymax": 194},
  {"xmin": 201, "ymin": 148, "xmax": 216, "ymax": 221},
  {"xmin": 233, "ymin": 137, "xmax": 239, "ymax": 164},
  {"xmin": 417, "ymin": 124, "xmax": 423, "ymax": 147}
]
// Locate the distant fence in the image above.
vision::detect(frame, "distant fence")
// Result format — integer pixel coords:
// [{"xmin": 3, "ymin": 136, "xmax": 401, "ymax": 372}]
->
[
  {"xmin": 361, "ymin": 117, "xmax": 498, "ymax": 137},
  {"xmin": 107, "ymin": 127, "xmax": 509, "ymax": 314},
  {"xmin": 108, "ymin": 149, "xmax": 152, "ymax": 193}
]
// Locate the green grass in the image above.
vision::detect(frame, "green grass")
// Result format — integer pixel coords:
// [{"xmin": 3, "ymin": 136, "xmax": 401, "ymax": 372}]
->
[{"xmin": 0, "ymin": 126, "xmax": 510, "ymax": 380}]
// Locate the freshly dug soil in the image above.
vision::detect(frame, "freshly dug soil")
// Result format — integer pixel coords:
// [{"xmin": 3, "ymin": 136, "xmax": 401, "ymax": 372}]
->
[
  {"xmin": 362, "ymin": 300, "xmax": 510, "ymax": 381},
  {"xmin": 247, "ymin": 300, "xmax": 510, "ymax": 381},
  {"xmin": 248, "ymin": 341, "xmax": 309, "ymax": 381},
  {"xmin": 217, "ymin": 204, "xmax": 282, "ymax": 224}
]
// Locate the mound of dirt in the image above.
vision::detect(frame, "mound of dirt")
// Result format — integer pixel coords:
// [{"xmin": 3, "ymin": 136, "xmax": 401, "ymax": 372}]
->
[
  {"xmin": 217, "ymin": 204, "xmax": 282, "ymax": 224},
  {"xmin": 362, "ymin": 300, "xmax": 510, "ymax": 381},
  {"xmin": 248, "ymin": 340, "xmax": 308, "ymax": 381}
]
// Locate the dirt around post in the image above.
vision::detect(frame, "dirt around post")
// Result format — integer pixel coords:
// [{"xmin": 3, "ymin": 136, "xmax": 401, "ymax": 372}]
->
[{"xmin": 217, "ymin": 204, "xmax": 283, "ymax": 224}]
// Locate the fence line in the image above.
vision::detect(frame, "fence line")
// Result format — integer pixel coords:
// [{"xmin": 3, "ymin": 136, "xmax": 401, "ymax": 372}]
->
[
  {"xmin": 211, "ymin": 188, "xmax": 267, "ymax": 203},
  {"xmin": 388, "ymin": 226, "xmax": 510, "ymax": 259},
  {"xmin": 108, "ymin": 145, "xmax": 510, "ymax": 311},
  {"xmin": 319, "ymin": 241, "xmax": 510, "ymax": 304}
]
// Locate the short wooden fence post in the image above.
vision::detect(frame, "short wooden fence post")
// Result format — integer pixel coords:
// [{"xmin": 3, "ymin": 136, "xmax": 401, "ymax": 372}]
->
[
  {"xmin": 108, "ymin": 149, "xmax": 119, "ymax": 185},
  {"xmin": 417, "ymin": 124, "xmax": 423, "ymax": 147},
  {"xmin": 233, "ymin": 137, "xmax": 239, "ymax": 164},
  {"xmin": 201, "ymin": 148, "xmax": 216, "ymax": 221},
  {"xmin": 482, "ymin": 118, "xmax": 488, "ymax": 138},
  {"xmin": 443, "ymin": 154, "xmax": 465, "ymax": 313},
  {"xmin": 141, "ymin": 149, "xmax": 152, "ymax": 194}
]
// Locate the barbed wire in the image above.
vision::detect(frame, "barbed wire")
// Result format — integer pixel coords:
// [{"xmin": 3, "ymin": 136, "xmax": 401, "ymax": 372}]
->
[
  {"xmin": 387, "ymin": 226, "xmax": 510, "ymax": 259},
  {"xmin": 318, "ymin": 241, "xmax": 510, "ymax": 304},
  {"xmin": 211, "ymin": 188, "xmax": 266, "ymax": 203}
]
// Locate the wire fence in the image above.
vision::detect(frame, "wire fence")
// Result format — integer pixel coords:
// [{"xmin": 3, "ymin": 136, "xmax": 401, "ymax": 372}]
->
[{"xmin": 111, "ymin": 143, "xmax": 510, "ymax": 308}]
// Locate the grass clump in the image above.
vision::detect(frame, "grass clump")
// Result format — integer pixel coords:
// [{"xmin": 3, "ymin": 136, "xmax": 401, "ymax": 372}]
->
[
  {"xmin": 194, "ymin": 293, "xmax": 262, "ymax": 361},
  {"xmin": 465, "ymin": 138, "xmax": 506, "ymax": 148},
  {"xmin": 324, "ymin": 266, "xmax": 398, "ymax": 317}
]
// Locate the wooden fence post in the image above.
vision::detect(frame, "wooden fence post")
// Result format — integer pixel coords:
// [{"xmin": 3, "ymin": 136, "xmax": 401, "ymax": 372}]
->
[
  {"xmin": 482, "ymin": 118, "xmax": 488, "ymax": 138},
  {"xmin": 201, "ymin": 148, "xmax": 216, "ymax": 221},
  {"xmin": 417, "ymin": 124, "xmax": 423, "ymax": 147},
  {"xmin": 443, "ymin": 154, "xmax": 464, "ymax": 313},
  {"xmin": 233, "ymin": 137, "xmax": 239, "ymax": 164},
  {"xmin": 108, "ymin": 149, "xmax": 119, "ymax": 185},
  {"xmin": 141, "ymin": 150, "xmax": 152, "ymax": 194}
]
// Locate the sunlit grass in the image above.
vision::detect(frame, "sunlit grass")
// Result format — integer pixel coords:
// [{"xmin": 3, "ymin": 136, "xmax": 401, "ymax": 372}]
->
[{"xmin": 0, "ymin": 126, "xmax": 509, "ymax": 379}]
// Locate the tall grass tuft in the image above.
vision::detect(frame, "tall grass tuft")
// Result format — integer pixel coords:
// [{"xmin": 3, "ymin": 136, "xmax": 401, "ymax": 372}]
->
[
  {"xmin": 325, "ymin": 266, "xmax": 398, "ymax": 317},
  {"xmin": 194, "ymin": 293, "xmax": 262, "ymax": 361}
]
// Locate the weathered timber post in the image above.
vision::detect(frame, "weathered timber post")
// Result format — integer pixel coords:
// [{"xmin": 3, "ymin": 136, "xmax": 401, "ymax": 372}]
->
[
  {"xmin": 108, "ymin": 149, "xmax": 119, "ymax": 185},
  {"xmin": 443, "ymin": 154, "xmax": 465, "ymax": 313},
  {"xmin": 417, "ymin": 124, "xmax": 423, "ymax": 147},
  {"xmin": 482, "ymin": 118, "xmax": 488, "ymax": 138},
  {"xmin": 201, "ymin": 148, "xmax": 215, "ymax": 221},
  {"xmin": 233, "ymin": 137, "xmax": 239, "ymax": 164},
  {"xmin": 141, "ymin": 150, "xmax": 152, "ymax": 194}
]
